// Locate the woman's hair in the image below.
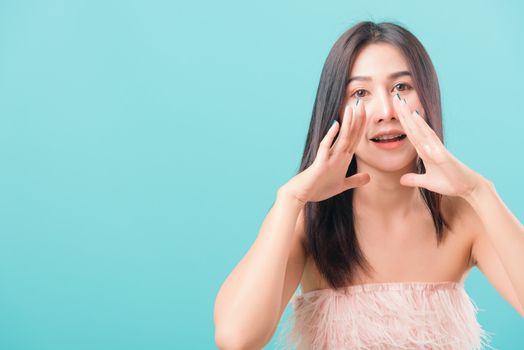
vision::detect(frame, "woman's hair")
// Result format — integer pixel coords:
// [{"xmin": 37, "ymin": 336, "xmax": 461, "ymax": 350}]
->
[{"xmin": 298, "ymin": 21, "xmax": 450, "ymax": 289}]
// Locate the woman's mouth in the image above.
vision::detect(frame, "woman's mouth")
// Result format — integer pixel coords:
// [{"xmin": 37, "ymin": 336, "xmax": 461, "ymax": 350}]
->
[{"xmin": 370, "ymin": 134, "xmax": 407, "ymax": 149}]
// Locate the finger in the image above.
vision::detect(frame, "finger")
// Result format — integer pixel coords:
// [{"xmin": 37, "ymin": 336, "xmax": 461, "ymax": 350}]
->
[
  {"xmin": 317, "ymin": 119, "xmax": 340, "ymax": 162},
  {"xmin": 396, "ymin": 98, "xmax": 446, "ymax": 159},
  {"xmin": 397, "ymin": 97, "xmax": 441, "ymax": 149},
  {"xmin": 399, "ymin": 100, "xmax": 434, "ymax": 143},
  {"xmin": 343, "ymin": 172, "xmax": 371, "ymax": 190},
  {"xmin": 349, "ymin": 99, "xmax": 359, "ymax": 136},
  {"xmin": 400, "ymin": 172, "xmax": 427, "ymax": 188},
  {"xmin": 393, "ymin": 94, "xmax": 426, "ymax": 156},
  {"xmin": 333, "ymin": 101, "xmax": 355, "ymax": 153},
  {"xmin": 332, "ymin": 102, "xmax": 352, "ymax": 152},
  {"xmin": 409, "ymin": 110, "xmax": 452, "ymax": 162},
  {"xmin": 347, "ymin": 99, "xmax": 366, "ymax": 152},
  {"xmin": 410, "ymin": 109, "xmax": 443, "ymax": 146},
  {"xmin": 394, "ymin": 94, "xmax": 419, "ymax": 142}
]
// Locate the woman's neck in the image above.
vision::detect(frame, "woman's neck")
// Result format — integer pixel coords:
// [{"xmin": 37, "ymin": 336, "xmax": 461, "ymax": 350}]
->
[{"xmin": 352, "ymin": 162, "xmax": 425, "ymax": 221}]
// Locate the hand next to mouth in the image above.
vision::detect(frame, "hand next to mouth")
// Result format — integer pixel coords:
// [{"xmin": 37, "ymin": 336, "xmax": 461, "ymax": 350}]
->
[{"xmin": 392, "ymin": 93, "xmax": 486, "ymax": 198}]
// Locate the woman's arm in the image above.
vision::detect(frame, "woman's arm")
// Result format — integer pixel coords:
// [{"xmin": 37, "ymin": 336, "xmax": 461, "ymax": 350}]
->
[
  {"xmin": 464, "ymin": 178, "xmax": 524, "ymax": 316},
  {"xmin": 391, "ymin": 95, "xmax": 524, "ymax": 316},
  {"xmin": 213, "ymin": 188, "xmax": 306, "ymax": 349}
]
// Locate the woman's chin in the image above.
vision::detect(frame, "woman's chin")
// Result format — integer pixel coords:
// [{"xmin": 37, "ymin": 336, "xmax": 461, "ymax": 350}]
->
[{"xmin": 355, "ymin": 154, "xmax": 417, "ymax": 174}]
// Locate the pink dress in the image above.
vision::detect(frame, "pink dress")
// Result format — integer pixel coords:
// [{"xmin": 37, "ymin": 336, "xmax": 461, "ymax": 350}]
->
[{"xmin": 275, "ymin": 281, "xmax": 494, "ymax": 350}]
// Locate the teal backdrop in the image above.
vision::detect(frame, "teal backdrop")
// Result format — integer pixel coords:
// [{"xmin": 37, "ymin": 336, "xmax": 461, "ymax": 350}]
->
[{"xmin": 0, "ymin": 0, "xmax": 523, "ymax": 349}]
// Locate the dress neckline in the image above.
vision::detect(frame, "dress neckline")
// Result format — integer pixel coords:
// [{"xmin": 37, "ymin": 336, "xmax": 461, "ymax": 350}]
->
[{"xmin": 299, "ymin": 280, "xmax": 464, "ymax": 297}]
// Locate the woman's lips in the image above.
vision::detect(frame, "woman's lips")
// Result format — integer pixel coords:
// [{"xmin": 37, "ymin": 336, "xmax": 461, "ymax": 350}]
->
[{"xmin": 370, "ymin": 136, "xmax": 407, "ymax": 150}]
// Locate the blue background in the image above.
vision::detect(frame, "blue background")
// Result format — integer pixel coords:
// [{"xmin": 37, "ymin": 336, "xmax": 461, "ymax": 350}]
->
[{"xmin": 0, "ymin": 0, "xmax": 523, "ymax": 349}]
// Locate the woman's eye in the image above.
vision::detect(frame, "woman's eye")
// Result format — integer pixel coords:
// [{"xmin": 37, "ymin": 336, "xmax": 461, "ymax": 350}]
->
[
  {"xmin": 394, "ymin": 83, "xmax": 411, "ymax": 92},
  {"xmin": 353, "ymin": 89, "xmax": 367, "ymax": 98}
]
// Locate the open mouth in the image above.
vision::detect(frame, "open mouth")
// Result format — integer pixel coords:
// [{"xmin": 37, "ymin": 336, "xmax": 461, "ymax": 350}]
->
[{"xmin": 370, "ymin": 134, "xmax": 407, "ymax": 143}]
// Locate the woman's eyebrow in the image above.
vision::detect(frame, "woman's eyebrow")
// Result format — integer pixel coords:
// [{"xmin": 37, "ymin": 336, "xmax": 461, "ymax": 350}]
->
[{"xmin": 347, "ymin": 70, "xmax": 411, "ymax": 85}]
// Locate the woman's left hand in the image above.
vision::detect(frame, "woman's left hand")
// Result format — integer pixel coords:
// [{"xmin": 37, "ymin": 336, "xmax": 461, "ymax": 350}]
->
[{"xmin": 393, "ymin": 93, "xmax": 486, "ymax": 198}]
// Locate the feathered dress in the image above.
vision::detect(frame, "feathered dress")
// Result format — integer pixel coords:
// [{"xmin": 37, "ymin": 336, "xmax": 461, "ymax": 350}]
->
[{"xmin": 275, "ymin": 281, "xmax": 494, "ymax": 350}]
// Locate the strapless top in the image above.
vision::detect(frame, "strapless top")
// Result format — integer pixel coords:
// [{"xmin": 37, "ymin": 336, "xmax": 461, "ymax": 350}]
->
[{"xmin": 275, "ymin": 281, "xmax": 494, "ymax": 350}]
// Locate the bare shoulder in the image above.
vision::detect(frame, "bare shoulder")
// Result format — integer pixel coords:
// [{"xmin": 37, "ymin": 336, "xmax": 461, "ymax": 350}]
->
[
  {"xmin": 441, "ymin": 195, "xmax": 478, "ymax": 264},
  {"xmin": 441, "ymin": 194, "xmax": 477, "ymax": 230}
]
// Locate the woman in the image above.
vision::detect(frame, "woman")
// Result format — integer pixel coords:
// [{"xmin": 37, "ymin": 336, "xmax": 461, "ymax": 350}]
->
[{"xmin": 214, "ymin": 21, "xmax": 524, "ymax": 350}]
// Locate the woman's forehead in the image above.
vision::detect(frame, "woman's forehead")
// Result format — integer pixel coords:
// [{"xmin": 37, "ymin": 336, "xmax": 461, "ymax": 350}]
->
[{"xmin": 348, "ymin": 43, "xmax": 410, "ymax": 81}]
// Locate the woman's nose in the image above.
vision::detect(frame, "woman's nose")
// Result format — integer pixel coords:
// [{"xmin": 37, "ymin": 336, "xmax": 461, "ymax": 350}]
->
[{"xmin": 372, "ymin": 93, "xmax": 397, "ymax": 122}]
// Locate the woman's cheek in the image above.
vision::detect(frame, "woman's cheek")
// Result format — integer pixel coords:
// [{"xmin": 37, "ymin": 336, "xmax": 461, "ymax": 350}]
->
[{"xmin": 355, "ymin": 137, "xmax": 366, "ymax": 155}]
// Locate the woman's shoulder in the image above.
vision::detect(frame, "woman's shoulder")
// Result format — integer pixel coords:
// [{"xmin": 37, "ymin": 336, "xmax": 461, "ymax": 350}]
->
[
  {"xmin": 441, "ymin": 194, "xmax": 478, "ymax": 228},
  {"xmin": 440, "ymin": 195, "xmax": 479, "ymax": 257}
]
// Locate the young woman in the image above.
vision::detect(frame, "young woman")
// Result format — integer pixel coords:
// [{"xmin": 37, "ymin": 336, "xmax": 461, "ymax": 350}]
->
[{"xmin": 214, "ymin": 21, "xmax": 524, "ymax": 350}]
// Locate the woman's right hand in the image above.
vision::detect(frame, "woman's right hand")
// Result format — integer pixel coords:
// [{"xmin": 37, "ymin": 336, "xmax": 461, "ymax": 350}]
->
[{"xmin": 280, "ymin": 100, "xmax": 370, "ymax": 204}]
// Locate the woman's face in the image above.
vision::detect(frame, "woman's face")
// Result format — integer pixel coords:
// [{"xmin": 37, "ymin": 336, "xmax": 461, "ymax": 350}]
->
[{"xmin": 342, "ymin": 42, "xmax": 426, "ymax": 173}]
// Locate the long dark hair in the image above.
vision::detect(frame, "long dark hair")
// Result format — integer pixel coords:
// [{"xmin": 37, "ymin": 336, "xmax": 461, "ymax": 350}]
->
[{"xmin": 298, "ymin": 21, "xmax": 450, "ymax": 289}]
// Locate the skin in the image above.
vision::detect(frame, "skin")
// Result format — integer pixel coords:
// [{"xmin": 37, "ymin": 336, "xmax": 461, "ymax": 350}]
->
[
  {"xmin": 302, "ymin": 42, "xmax": 524, "ymax": 317},
  {"xmin": 214, "ymin": 42, "xmax": 524, "ymax": 349},
  {"xmin": 342, "ymin": 42, "xmax": 428, "ymax": 222}
]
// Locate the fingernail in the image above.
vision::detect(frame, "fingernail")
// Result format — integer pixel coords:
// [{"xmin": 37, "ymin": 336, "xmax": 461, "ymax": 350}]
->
[
  {"xmin": 402, "ymin": 98, "xmax": 407, "ymax": 104},
  {"xmin": 396, "ymin": 93, "xmax": 401, "ymax": 101},
  {"xmin": 331, "ymin": 119, "xmax": 337, "ymax": 127},
  {"xmin": 355, "ymin": 98, "xmax": 360, "ymax": 107},
  {"xmin": 415, "ymin": 110, "xmax": 420, "ymax": 117}
]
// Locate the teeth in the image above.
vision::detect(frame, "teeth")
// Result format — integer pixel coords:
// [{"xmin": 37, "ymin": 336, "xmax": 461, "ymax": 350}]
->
[{"xmin": 375, "ymin": 134, "xmax": 404, "ymax": 141}]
